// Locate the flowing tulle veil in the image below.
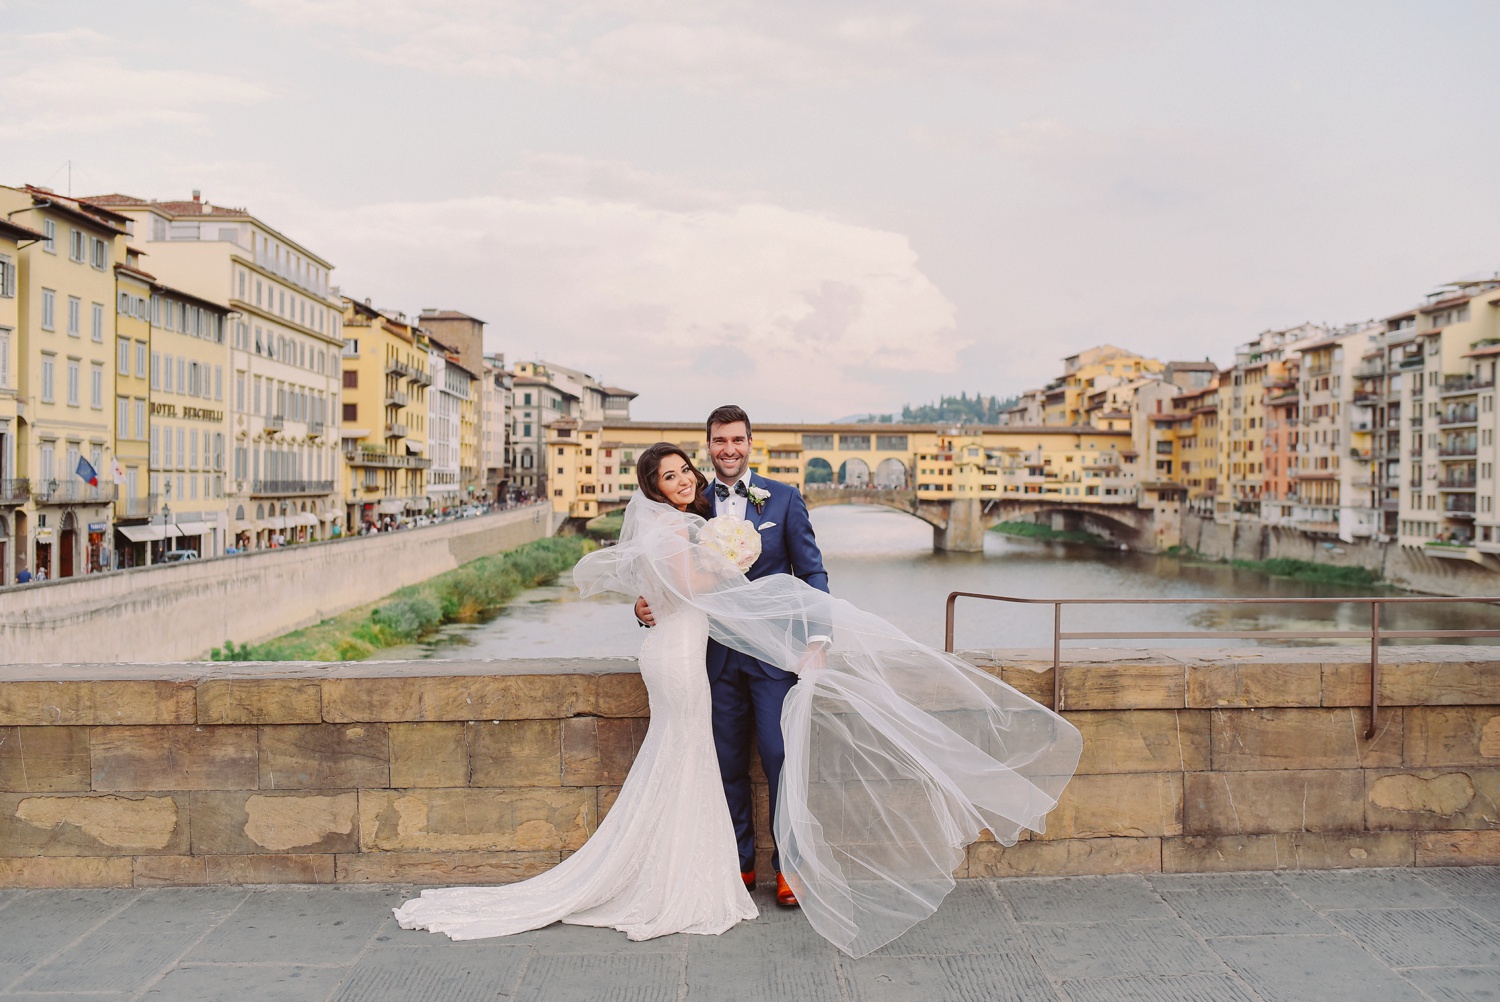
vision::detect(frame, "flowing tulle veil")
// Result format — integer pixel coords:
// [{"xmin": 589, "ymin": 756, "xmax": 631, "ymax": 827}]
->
[{"xmin": 575, "ymin": 494, "xmax": 1082, "ymax": 958}]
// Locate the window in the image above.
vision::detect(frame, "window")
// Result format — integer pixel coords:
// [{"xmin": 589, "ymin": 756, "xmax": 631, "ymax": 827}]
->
[
  {"xmin": 67, "ymin": 296, "xmax": 81, "ymax": 336},
  {"xmin": 91, "ymin": 302, "xmax": 103, "ymax": 341},
  {"xmin": 163, "ymin": 354, "xmax": 174, "ymax": 393},
  {"xmin": 41, "ymin": 289, "xmax": 55, "ymax": 330},
  {"xmin": 39, "ymin": 442, "xmax": 55, "ymax": 482},
  {"xmin": 67, "ymin": 359, "xmax": 80, "ymax": 406},
  {"xmin": 136, "ymin": 342, "xmax": 147, "ymax": 379},
  {"xmin": 134, "ymin": 399, "xmax": 145, "ymax": 441},
  {"xmin": 150, "ymin": 351, "xmax": 161, "ymax": 390},
  {"xmin": 343, "ymin": 369, "xmax": 357, "ymax": 388},
  {"xmin": 0, "ymin": 255, "xmax": 14, "ymax": 298},
  {"xmin": 91, "ymin": 364, "xmax": 103, "ymax": 408},
  {"xmin": 42, "ymin": 219, "xmax": 56, "ymax": 253},
  {"xmin": 90, "ymin": 237, "xmax": 107, "ymax": 270},
  {"xmin": 150, "ymin": 426, "xmax": 159, "ymax": 466},
  {"xmin": 118, "ymin": 337, "xmax": 131, "ymax": 374},
  {"xmin": 118, "ymin": 397, "xmax": 129, "ymax": 436},
  {"xmin": 215, "ymin": 365, "xmax": 223, "ymax": 401},
  {"xmin": 343, "ymin": 402, "xmax": 357, "ymax": 421},
  {"xmin": 0, "ymin": 329, "xmax": 8, "ymax": 389},
  {"xmin": 69, "ymin": 228, "xmax": 85, "ymax": 262},
  {"xmin": 238, "ymin": 271, "xmax": 246, "ymax": 299}
]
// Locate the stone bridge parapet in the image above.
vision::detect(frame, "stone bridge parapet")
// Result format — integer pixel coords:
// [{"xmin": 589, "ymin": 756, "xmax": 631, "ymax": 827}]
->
[{"xmin": 1, "ymin": 646, "xmax": 1495, "ymax": 887}]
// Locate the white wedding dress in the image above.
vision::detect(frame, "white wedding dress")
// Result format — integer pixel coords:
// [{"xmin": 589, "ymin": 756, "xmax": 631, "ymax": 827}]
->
[{"xmin": 392, "ymin": 604, "xmax": 757, "ymax": 941}]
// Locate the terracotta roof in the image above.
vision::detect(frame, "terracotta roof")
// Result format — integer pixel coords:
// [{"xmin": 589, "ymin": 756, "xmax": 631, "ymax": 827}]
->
[
  {"xmin": 602, "ymin": 386, "xmax": 638, "ymax": 398},
  {"xmin": 419, "ymin": 309, "xmax": 486, "ymax": 324},
  {"xmin": 0, "ymin": 217, "xmax": 44, "ymax": 243},
  {"xmin": 114, "ymin": 261, "xmax": 157, "ymax": 281}
]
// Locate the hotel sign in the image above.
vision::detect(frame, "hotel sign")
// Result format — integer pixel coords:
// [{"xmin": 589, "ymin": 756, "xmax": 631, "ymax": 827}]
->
[{"xmin": 151, "ymin": 403, "xmax": 223, "ymax": 423}]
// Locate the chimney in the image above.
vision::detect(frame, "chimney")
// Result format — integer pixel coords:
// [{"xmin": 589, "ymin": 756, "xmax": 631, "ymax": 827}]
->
[{"xmin": 191, "ymin": 189, "xmax": 201, "ymax": 203}]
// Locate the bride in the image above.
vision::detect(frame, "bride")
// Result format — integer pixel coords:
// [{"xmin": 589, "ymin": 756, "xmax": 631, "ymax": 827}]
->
[{"xmin": 395, "ymin": 443, "xmax": 1082, "ymax": 957}]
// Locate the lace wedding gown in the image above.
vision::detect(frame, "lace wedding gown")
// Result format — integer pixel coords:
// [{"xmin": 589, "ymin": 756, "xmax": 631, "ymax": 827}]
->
[{"xmin": 392, "ymin": 606, "xmax": 757, "ymax": 941}]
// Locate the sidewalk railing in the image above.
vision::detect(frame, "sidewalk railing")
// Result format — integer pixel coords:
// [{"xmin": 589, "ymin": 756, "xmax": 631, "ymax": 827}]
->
[{"xmin": 944, "ymin": 591, "xmax": 1500, "ymax": 738}]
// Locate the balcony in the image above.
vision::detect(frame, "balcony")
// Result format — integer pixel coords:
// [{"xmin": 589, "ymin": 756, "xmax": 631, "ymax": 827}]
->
[
  {"xmin": 0, "ymin": 478, "xmax": 28, "ymax": 505},
  {"xmin": 344, "ymin": 450, "xmax": 431, "ymax": 470},
  {"xmin": 1439, "ymin": 407, "xmax": 1478, "ymax": 427},
  {"xmin": 309, "ymin": 420, "xmax": 326, "ymax": 437},
  {"xmin": 1438, "ymin": 475, "xmax": 1477, "ymax": 491},
  {"xmin": 385, "ymin": 389, "xmax": 409, "ymax": 408},
  {"xmin": 265, "ymin": 414, "xmax": 285, "ymax": 433},
  {"xmin": 1439, "ymin": 442, "xmax": 1478, "ymax": 458},
  {"xmin": 251, "ymin": 480, "xmax": 335, "ymax": 496},
  {"xmin": 1444, "ymin": 496, "xmax": 1478, "ymax": 514},
  {"xmin": 1441, "ymin": 374, "xmax": 1494, "ymax": 396},
  {"xmin": 32, "ymin": 480, "xmax": 117, "ymax": 503},
  {"xmin": 385, "ymin": 359, "xmax": 406, "ymax": 376},
  {"xmin": 385, "ymin": 422, "xmax": 408, "ymax": 438}
]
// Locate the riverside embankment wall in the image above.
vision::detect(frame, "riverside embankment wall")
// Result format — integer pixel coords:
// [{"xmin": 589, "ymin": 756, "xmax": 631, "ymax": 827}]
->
[
  {"xmin": 0, "ymin": 505, "xmax": 552, "ymax": 664},
  {"xmin": 1181, "ymin": 513, "xmax": 1500, "ymax": 596},
  {"xmin": 0, "ymin": 646, "xmax": 1494, "ymax": 888}
]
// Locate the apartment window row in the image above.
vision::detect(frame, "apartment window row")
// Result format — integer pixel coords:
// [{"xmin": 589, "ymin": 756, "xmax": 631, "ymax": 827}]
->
[
  {"xmin": 150, "ymin": 426, "xmax": 226, "ymax": 473},
  {"xmin": 248, "ymin": 324, "xmax": 334, "ymax": 375},
  {"xmin": 149, "ymin": 353, "xmax": 224, "ymax": 402},
  {"xmin": 150, "ymin": 294, "xmax": 225, "ymax": 343},
  {"xmin": 116, "ymin": 396, "xmax": 149, "ymax": 439},
  {"xmin": 246, "ymin": 372, "xmax": 329, "ymax": 425}
]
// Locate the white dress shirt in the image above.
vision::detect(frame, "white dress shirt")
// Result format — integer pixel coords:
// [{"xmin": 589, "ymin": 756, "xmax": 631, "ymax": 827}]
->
[{"xmin": 714, "ymin": 472, "xmax": 752, "ymax": 520}]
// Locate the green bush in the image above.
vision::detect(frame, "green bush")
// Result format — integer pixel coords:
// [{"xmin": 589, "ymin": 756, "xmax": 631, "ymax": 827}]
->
[{"xmin": 211, "ymin": 536, "xmax": 596, "ymax": 662}]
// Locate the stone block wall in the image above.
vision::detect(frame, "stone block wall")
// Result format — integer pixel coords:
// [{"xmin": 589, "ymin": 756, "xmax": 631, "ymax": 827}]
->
[{"xmin": 0, "ymin": 647, "xmax": 1495, "ymax": 888}]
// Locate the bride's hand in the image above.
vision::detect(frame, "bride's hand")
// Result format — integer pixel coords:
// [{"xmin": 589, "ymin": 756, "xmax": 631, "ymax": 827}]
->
[{"xmin": 797, "ymin": 637, "xmax": 830, "ymax": 675}]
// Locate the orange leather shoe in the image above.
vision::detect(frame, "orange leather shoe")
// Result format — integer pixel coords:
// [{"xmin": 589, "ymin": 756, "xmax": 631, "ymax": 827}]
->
[
  {"xmin": 775, "ymin": 871, "xmax": 799, "ymax": 908},
  {"xmin": 741, "ymin": 870, "xmax": 757, "ymax": 892}
]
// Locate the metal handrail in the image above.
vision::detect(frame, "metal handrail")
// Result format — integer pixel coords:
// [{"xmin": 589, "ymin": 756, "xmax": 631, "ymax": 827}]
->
[{"xmin": 944, "ymin": 591, "xmax": 1500, "ymax": 739}]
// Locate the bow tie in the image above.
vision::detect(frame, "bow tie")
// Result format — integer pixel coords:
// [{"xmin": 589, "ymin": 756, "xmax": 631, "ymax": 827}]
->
[{"xmin": 714, "ymin": 481, "xmax": 749, "ymax": 501}]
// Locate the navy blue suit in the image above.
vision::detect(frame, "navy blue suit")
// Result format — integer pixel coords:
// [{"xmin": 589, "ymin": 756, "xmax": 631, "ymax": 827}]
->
[{"xmin": 706, "ymin": 473, "xmax": 828, "ymax": 872}]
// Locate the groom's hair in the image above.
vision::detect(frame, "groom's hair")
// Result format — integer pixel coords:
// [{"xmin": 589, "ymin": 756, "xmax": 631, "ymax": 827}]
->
[{"xmin": 706, "ymin": 404, "xmax": 751, "ymax": 440}]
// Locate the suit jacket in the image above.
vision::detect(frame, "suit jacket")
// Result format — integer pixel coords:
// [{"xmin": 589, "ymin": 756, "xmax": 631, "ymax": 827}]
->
[{"xmin": 704, "ymin": 472, "xmax": 829, "ymax": 682}]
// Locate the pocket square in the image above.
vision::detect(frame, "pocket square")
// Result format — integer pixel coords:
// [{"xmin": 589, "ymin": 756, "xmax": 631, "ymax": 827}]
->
[{"xmin": 757, "ymin": 522, "xmax": 777, "ymax": 530}]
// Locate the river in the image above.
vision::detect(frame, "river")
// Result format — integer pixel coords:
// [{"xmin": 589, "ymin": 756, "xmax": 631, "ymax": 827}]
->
[{"xmin": 392, "ymin": 505, "xmax": 1500, "ymax": 659}]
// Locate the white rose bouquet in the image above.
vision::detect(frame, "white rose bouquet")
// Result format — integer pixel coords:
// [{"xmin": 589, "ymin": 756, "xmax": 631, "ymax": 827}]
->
[{"xmin": 699, "ymin": 514, "xmax": 762, "ymax": 572}]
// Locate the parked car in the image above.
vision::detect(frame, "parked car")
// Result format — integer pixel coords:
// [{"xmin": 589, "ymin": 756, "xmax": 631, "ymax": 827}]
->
[{"xmin": 161, "ymin": 550, "xmax": 199, "ymax": 563}]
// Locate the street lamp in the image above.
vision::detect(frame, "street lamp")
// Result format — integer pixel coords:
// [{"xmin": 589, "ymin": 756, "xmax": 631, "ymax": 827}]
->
[{"xmin": 159, "ymin": 479, "xmax": 174, "ymax": 560}]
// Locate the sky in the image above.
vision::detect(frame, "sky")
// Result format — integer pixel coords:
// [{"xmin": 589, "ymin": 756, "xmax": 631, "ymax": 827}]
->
[{"xmin": 4, "ymin": 1, "xmax": 1500, "ymax": 421}]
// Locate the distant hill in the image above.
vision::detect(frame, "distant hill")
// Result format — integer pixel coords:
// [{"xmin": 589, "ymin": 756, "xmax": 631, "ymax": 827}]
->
[{"xmin": 854, "ymin": 392, "xmax": 1017, "ymax": 425}]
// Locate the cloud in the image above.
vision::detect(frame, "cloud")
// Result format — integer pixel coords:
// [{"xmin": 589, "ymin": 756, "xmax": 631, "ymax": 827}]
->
[
  {"xmin": 247, "ymin": 0, "xmax": 1184, "ymax": 89},
  {"xmin": 292, "ymin": 157, "xmax": 959, "ymax": 419},
  {"xmin": 0, "ymin": 29, "xmax": 270, "ymax": 140}
]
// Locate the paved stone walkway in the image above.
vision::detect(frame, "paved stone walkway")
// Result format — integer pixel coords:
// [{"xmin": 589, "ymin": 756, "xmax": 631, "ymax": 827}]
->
[{"xmin": 0, "ymin": 867, "xmax": 1496, "ymax": 1001}]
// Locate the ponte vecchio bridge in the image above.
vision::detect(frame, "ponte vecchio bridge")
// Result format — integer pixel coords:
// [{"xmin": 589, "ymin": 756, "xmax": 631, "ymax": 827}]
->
[{"xmin": 550, "ymin": 421, "xmax": 1176, "ymax": 552}]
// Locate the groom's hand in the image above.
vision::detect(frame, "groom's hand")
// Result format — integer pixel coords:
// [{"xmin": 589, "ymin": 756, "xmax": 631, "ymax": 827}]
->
[
  {"xmin": 797, "ymin": 636, "xmax": 831, "ymax": 675},
  {"xmin": 634, "ymin": 596, "xmax": 655, "ymax": 628}
]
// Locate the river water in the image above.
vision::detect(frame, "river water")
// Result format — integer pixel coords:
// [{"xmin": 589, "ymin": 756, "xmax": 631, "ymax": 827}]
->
[{"xmin": 394, "ymin": 506, "xmax": 1500, "ymax": 659}]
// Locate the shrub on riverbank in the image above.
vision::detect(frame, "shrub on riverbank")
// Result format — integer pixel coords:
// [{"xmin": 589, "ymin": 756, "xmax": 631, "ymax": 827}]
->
[
  {"xmin": 1166, "ymin": 546, "xmax": 1385, "ymax": 589},
  {"xmin": 991, "ymin": 520, "xmax": 1112, "ymax": 547},
  {"xmin": 210, "ymin": 536, "xmax": 597, "ymax": 662},
  {"xmin": 584, "ymin": 511, "xmax": 624, "ymax": 541}
]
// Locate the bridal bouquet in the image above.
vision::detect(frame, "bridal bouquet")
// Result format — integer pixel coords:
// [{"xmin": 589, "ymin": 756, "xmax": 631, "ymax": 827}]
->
[{"xmin": 699, "ymin": 515, "xmax": 761, "ymax": 572}]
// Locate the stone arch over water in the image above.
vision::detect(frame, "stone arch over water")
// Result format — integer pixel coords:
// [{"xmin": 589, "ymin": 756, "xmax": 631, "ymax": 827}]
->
[
  {"xmin": 837, "ymin": 458, "xmax": 871, "ymax": 487},
  {"xmin": 873, "ymin": 457, "xmax": 907, "ymax": 489},
  {"xmin": 805, "ymin": 457, "xmax": 834, "ymax": 485}
]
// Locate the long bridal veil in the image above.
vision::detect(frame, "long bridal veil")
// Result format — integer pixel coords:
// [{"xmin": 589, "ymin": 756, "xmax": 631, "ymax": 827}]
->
[{"xmin": 575, "ymin": 494, "xmax": 1082, "ymax": 958}]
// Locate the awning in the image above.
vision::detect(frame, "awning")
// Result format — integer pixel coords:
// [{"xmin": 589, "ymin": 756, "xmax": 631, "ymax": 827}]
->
[
  {"xmin": 320, "ymin": 511, "xmax": 341, "ymax": 521},
  {"xmin": 295, "ymin": 512, "xmax": 320, "ymax": 527},
  {"xmin": 261, "ymin": 516, "xmax": 287, "ymax": 530},
  {"xmin": 117, "ymin": 524, "xmax": 167, "ymax": 542},
  {"xmin": 377, "ymin": 499, "xmax": 405, "ymax": 514},
  {"xmin": 405, "ymin": 441, "xmax": 425, "ymax": 453},
  {"xmin": 172, "ymin": 520, "xmax": 211, "ymax": 537}
]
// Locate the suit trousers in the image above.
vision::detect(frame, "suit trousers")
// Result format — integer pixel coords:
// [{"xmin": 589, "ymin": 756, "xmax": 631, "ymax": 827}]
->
[{"xmin": 709, "ymin": 654, "xmax": 797, "ymax": 873}]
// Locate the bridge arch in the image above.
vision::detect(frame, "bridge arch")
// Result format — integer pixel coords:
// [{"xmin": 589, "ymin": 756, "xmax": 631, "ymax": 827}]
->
[
  {"xmin": 805, "ymin": 457, "xmax": 834, "ymax": 485},
  {"xmin": 873, "ymin": 457, "xmax": 907, "ymax": 489},
  {"xmin": 837, "ymin": 458, "xmax": 871, "ymax": 487}
]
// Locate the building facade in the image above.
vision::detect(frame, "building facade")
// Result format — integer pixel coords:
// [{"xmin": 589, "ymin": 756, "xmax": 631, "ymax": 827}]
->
[
  {"xmin": 86, "ymin": 192, "xmax": 344, "ymax": 549},
  {"xmin": 339, "ymin": 298, "xmax": 431, "ymax": 530}
]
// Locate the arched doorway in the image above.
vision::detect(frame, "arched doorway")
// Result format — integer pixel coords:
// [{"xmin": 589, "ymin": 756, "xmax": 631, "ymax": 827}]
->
[
  {"xmin": 837, "ymin": 458, "xmax": 871, "ymax": 487},
  {"xmin": 13, "ymin": 509, "xmax": 27, "ymax": 583},
  {"xmin": 873, "ymin": 458, "xmax": 907, "ymax": 489},
  {"xmin": 804, "ymin": 457, "xmax": 834, "ymax": 486},
  {"xmin": 59, "ymin": 511, "xmax": 77, "ymax": 578}
]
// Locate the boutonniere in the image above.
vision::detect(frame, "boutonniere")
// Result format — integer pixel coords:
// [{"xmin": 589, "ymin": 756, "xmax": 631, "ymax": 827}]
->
[{"xmin": 746, "ymin": 485, "xmax": 771, "ymax": 513}]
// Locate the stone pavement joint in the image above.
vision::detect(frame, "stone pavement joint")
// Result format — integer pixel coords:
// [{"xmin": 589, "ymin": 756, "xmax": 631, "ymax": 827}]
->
[{"xmin": 0, "ymin": 868, "xmax": 1494, "ymax": 1001}]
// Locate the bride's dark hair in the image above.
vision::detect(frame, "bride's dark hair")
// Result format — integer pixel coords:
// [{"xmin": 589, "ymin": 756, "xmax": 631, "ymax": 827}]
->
[{"xmin": 636, "ymin": 442, "xmax": 712, "ymax": 517}]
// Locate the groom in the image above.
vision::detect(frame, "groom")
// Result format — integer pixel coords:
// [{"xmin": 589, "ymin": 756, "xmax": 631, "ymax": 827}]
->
[{"xmin": 635, "ymin": 404, "xmax": 829, "ymax": 908}]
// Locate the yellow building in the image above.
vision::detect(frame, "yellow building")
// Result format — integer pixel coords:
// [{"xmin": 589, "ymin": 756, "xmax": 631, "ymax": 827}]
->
[
  {"xmin": 111, "ymin": 248, "xmax": 155, "ymax": 564},
  {"xmin": 1053, "ymin": 345, "xmax": 1165, "ymax": 426},
  {"xmin": 0, "ymin": 185, "xmax": 125, "ymax": 580},
  {"xmin": 339, "ymin": 298, "xmax": 430, "ymax": 529},
  {"xmin": 1172, "ymin": 380, "xmax": 1221, "ymax": 516},
  {"xmin": 0, "ymin": 217, "xmax": 43, "ymax": 584},
  {"xmin": 146, "ymin": 281, "xmax": 232, "ymax": 555},
  {"xmin": 459, "ymin": 366, "xmax": 479, "ymax": 502}
]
